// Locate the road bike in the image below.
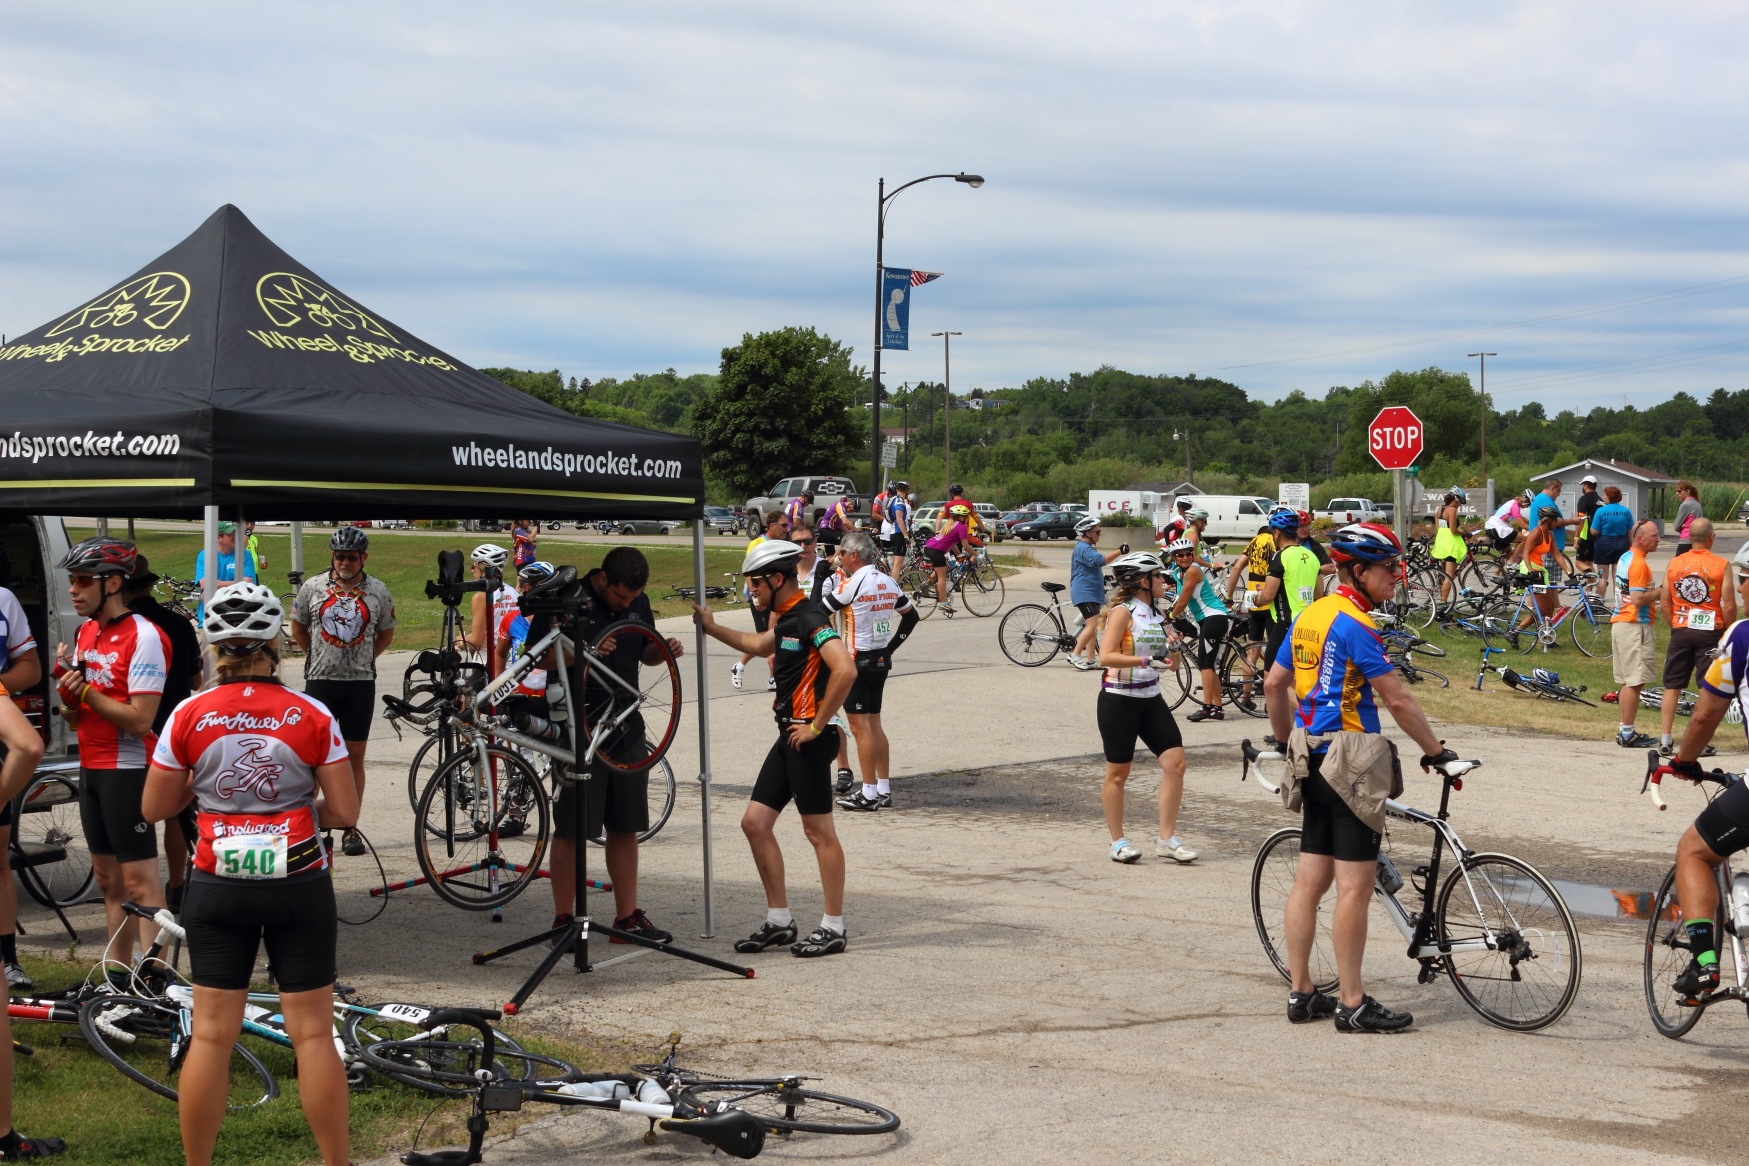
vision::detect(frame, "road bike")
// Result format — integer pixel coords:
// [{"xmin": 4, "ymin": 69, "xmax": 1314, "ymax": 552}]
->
[
  {"xmin": 153, "ymin": 575, "xmax": 202, "ymax": 622},
  {"xmin": 899, "ymin": 544, "xmax": 1003, "ymax": 619},
  {"xmin": 1240, "ymin": 740, "xmax": 1582, "ymax": 1031},
  {"xmin": 1476, "ymin": 645, "xmax": 1595, "ymax": 705},
  {"xmin": 1485, "ymin": 573, "xmax": 1611, "ymax": 657},
  {"xmin": 1379, "ymin": 624, "xmax": 1449, "ymax": 688},
  {"xmin": 1640, "ymin": 753, "xmax": 1749, "ymax": 1037},
  {"xmin": 997, "ymin": 582, "xmax": 1094, "ymax": 666}
]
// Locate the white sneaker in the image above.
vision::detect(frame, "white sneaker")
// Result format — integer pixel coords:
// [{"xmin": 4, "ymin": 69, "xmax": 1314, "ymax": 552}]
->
[
  {"xmin": 1156, "ymin": 837, "xmax": 1199, "ymax": 864},
  {"xmin": 766, "ymin": 676, "xmax": 777, "ymax": 692},
  {"xmin": 1069, "ymin": 655, "xmax": 1097, "ymax": 671},
  {"xmin": 731, "ymin": 662, "xmax": 746, "ymax": 689},
  {"xmin": 1111, "ymin": 840, "xmax": 1142, "ymax": 864}
]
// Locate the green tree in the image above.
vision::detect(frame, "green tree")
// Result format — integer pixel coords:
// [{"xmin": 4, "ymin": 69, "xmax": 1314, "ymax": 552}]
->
[{"xmin": 692, "ymin": 327, "xmax": 865, "ymax": 497}]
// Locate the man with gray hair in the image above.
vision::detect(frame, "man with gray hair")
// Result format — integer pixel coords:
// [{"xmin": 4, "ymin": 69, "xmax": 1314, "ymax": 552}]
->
[{"xmin": 826, "ymin": 532, "xmax": 919, "ymax": 811}]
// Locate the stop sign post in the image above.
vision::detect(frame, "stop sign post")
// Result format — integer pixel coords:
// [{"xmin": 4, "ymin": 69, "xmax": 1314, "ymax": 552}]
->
[{"xmin": 1368, "ymin": 406, "xmax": 1424, "ymax": 541}]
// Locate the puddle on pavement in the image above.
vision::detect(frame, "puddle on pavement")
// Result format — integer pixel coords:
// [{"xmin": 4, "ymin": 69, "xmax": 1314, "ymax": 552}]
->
[{"xmin": 1548, "ymin": 877, "xmax": 1664, "ymax": 920}]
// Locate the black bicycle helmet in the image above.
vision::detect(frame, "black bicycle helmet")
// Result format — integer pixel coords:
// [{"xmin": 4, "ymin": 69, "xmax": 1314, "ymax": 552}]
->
[
  {"xmin": 60, "ymin": 536, "xmax": 139, "ymax": 576},
  {"xmin": 330, "ymin": 526, "xmax": 370, "ymax": 553}
]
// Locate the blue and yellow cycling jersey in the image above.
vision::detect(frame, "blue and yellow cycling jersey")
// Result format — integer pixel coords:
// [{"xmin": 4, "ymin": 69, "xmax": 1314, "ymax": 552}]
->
[
  {"xmin": 1273, "ymin": 589, "xmax": 1395, "ymax": 747},
  {"xmin": 1700, "ymin": 619, "xmax": 1749, "ymax": 737}
]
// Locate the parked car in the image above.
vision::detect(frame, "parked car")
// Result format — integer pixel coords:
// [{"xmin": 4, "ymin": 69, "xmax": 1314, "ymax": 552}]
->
[
  {"xmin": 745, "ymin": 475, "xmax": 868, "ymax": 530},
  {"xmin": 998, "ymin": 510, "xmax": 1032, "ymax": 532},
  {"xmin": 701, "ymin": 506, "xmax": 738, "ymax": 535},
  {"xmin": 1155, "ymin": 495, "xmax": 1277, "ymax": 540},
  {"xmin": 371, "ymin": 518, "xmax": 411, "ymax": 530},
  {"xmin": 1019, "ymin": 502, "xmax": 1061, "ymax": 513},
  {"xmin": 1013, "ymin": 511, "xmax": 1083, "ymax": 540},
  {"xmin": 971, "ymin": 502, "xmax": 1008, "ymax": 542},
  {"xmin": 912, "ymin": 505, "xmax": 945, "ymax": 537},
  {"xmin": 618, "ymin": 519, "xmax": 678, "ymax": 536},
  {"xmin": 1059, "ymin": 503, "xmax": 1088, "ymax": 514},
  {"xmin": 1313, "ymin": 497, "xmax": 1387, "ymax": 525}
]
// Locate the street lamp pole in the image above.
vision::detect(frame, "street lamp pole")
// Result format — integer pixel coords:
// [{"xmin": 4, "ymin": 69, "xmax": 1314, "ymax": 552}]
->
[
  {"xmin": 1468, "ymin": 352, "xmax": 1496, "ymax": 482},
  {"xmin": 1173, "ymin": 428, "xmax": 1193, "ymax": 485},
  {"xmin": 873, "ymin": 172, "xmax": 983, "ymax": 506},
  {"xmin": 932, "ymin": 332, "xmax": 962, "ymax": 489}
]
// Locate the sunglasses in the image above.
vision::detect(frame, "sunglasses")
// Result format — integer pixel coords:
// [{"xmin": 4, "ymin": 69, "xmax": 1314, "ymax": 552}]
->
[
  {"xmin": 69, "ymin": 574, "xmax": 103, "ymax": 588},
  {"xmin": 793, "ymin": 537, "xmax": 816, "ymax": 546},
  {"xmin": 332, "ymin": 553, "xmax": 362, "ymax": 563}
]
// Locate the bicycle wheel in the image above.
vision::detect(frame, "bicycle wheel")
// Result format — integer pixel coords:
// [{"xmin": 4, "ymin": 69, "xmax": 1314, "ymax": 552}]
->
[
  {"xmin": 1569, "ymin": 604, "xmax": 1611, "ymax": 658},
  {"xmin": 15, "ymin": 774, "xmax": 94, "ymax": 908},
  {"xmin": 1250, "ymin": 828, "xmax": 1338, "ymax": 994},
  {"xmin": 414, "ymin": 746, "xmax": 550, "ymax": 911},
  {"xmin": 79, "ymin": 995, "xmax": 278, "ymax": 1109},
  {"xmin": 1395, "ymin": 583, "xmax": 1437, "ymax": 631},
  {"xmin": 1463, "ymin": 554, "xmax": 1505, "ymax": 593},
  {"xmin": 1399, "ymin": 661, "xmax": 1449, "ymax": 688},
  {"xmin": 1643, "ymin": 865, "xmax": 1708, "ymax": 1039},
  {"xmin": 579, "ymin": 619, "xmax": 681, "ymax": 772},
  {"xmin": 1481, "ymin": 606, "xmax": 1529, "ymax": 654},
  {"xmin": 997, "ymin": 604, "xmax": 1063, "ymax": 667},
  {"xmin": 1163, "ymin": 651, "xmax": 1197, "ymax": 711},
  {"xmin": 1218, "ymin": 642, "xmax": 1268, "ymax": 718},
  {"xmin": 899, "ymin": 564, "xmax": 937, "ymax": 620},
  {"xmin": 344, "ymin": 1005, "xmax": 568, "ymax": 1096},
  {"xmin": 407, "ymin": 722, "xmax": 463, "ymax": 814},
  {"xmin": 1399, "ymin": 634, "xmax": 1446, "ymax": 658},
  {"xmin": 959, "ymin": 561, "xmax": 1004, "ymax": 617},
  {"xmin": 679, "ymin": 1081, "xmax": 899, "ymax": 1135},
  {"xmin": 589, "ymin": 757, "xmax": 676, "ymax": 845},
  {"xmin": 1437, "ymin": 852, "xmax": 1581, "ymax": 1031}
]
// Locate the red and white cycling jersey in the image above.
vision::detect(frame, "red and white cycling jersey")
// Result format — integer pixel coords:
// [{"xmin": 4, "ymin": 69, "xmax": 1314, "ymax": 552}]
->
[
  {"xmin": 74, "ymin": 613, "xmax": 171, "ymax": 768},
  {"xmin": 152, "ymin": 678, "xmax": 349, "ymax": 878}
]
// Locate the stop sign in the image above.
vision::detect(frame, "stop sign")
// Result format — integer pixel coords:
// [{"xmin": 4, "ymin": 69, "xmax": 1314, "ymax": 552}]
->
[{"xmin": 1368, "ymin": 406, "xmax": 1424, "ymax": 471}]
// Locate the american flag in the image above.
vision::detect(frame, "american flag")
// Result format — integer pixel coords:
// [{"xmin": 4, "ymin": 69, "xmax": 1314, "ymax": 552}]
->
[{"xmin": 909, "ymin": 270, "xmax": 943, "ymax": 287}]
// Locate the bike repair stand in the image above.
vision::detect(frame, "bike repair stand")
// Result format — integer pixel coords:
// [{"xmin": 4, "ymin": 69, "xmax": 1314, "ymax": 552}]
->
[{"xmin": 472, "ymin": 609, "xmax": 752, "ymax": 1014}]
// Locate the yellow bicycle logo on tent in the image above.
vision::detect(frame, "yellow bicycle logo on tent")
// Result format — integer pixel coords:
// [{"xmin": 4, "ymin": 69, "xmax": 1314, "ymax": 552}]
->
[
  {"xmin": 255, "ymin": 272, "xmax": 398, "ymax": 342},
  {"xmin": 45, "ymin": 272, "xmax": 191, "ymax": 337}
]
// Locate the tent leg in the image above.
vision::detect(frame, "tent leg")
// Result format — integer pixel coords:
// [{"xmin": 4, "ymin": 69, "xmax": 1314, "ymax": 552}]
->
[
  {"xmin": 692, "ymin": 522, "xmax": 715, "ymax": 939},
  {"xmin": 202, "ymin": 506, "xmax": 219, "ymax": 604},
  {"xmin": 289, "ymin": 520, "xmax": 304, "ymax": 583}
]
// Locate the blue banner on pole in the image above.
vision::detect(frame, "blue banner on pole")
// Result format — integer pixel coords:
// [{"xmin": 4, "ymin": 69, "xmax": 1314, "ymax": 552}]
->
[{"xmin": 881, "ymin": 267, "xmax": 913, "ymax": 351}]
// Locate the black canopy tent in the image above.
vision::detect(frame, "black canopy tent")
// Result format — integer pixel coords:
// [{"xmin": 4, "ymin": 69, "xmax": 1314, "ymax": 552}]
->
[{"xmin": 0, "ymin": 205, "xmax": 723, "ymax": 932}]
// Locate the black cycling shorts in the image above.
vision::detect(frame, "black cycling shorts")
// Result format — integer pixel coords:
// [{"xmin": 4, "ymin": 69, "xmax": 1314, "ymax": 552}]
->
[
  {"xmin": 1695, "ymin": 777, "xmax": 1749, "ymax": 858},
  {"xmin": 0, "ymin": 795, "xmax": 12, "ymax": 831},
  {"xmin": 751, "ymin": 727, "xmax": 839, "ymax": 816},
  {"xmin": 1247, "ymin": 610, "xmax": 1272, "ymax": 644},
  {"xmin": 884, "ymin": 534, "xmax": 907, "ymax": 556},
  {"xmin": 1096, "ymin": 691, "xmax": 1182, "ymax": 764},
  {"xmin": 304, "ymin": 678, "xmax": 375, "ymax": 742},
  {"xmin": 1265, "ymin": 619, "xmax": 1292, "ymax": 679},
  {"xmin": 1490, "ymin": 530, "xmax": 1516, "ymax": 553},
  {"xmin": 924, "ymin": 547, "xmax": 949, "ymax": 568},
  {"xmin": 554, "ymin": 728, "xmax": 651, "ymax": 841},
  {"xmin": 79, "ymin": 767, "xmax": 157, "ymax": 863},
  {"xmin": 846, "ymin": 669, "xmax": 887, "ymax": 715},
  {"xmin": 1076, "ymin": 601, "xmax": 1102, "ymax": 621},
  {"xmin": 1187, "ymin": 614, "xmax": 1230, "ymax": 670},
  {"xmin": 1577, "ymin": 536, "xmax": 1597, "ymax": 562},
  {"xmin": 183, "ymin": 872, "xmax": 336, "ymax": 992},
  {"xmin": 1297, "ymin": 754, "xmax": 1381, "ymax": 863},
  {"xmin": 1664, "ymin": 628, "xmax": 1723, "ymax": 691}
]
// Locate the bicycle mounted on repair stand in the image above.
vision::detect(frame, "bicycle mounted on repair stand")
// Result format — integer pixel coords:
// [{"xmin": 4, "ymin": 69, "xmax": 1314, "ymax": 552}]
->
[{"xmin": 1240, "ymin": 740, "xmax": 1582, "ymax": 1031}]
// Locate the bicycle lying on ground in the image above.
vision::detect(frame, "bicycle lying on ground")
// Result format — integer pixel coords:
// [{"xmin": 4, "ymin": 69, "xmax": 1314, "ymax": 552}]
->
[
  {"xmin": 1379, "ymin": 624, "xmax": 1449, "ymax": 688},
  {"xmin": 1475, "ymin": 645, "xmax": 1594, "ymax": 705},
  {"xmin": 374, "ymin": 1022, "xmax": 899, "ymax": 1165},
  {"xmin": 1640, "ymin": 753, "xmax": 1749, "ymax": 1037},
  {"xmin": 1240, "ymin": 740, "xmax": 1582, "ymax": 1031}
]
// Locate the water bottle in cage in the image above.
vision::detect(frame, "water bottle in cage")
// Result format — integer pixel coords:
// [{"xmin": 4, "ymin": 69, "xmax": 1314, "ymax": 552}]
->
[
  {"xmin": 514, "ymin": 709, "xmax": 567, "ymax": 744},
  {"xmin": 544, "ymin": 679, "xmax": 569, "ymax": 722}
]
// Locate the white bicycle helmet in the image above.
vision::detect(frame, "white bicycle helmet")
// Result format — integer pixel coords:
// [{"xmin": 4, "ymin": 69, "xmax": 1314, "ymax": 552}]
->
[
  {"xmin": 1110, "ymin": 550, "xmax": 1165, "ymax": 578},
  {"xmin": 743, "ymin": 539, "xmax": 803, "ymax": 575},
  {"xmin": 1074, "ymin": 515, "xmax": 1101, "ymax": 534},
  {"xmin": 471, "ymin": 543, "xmax": 509, "ymax": 569},
  {"xmin": 1447, "ymin": 486, "xmax": 1469, "ymax": 503},
  {"xmin": 203, "ymin": 582, "xmax": 283, "ymax": 645},
  {"xmin": 1165, "ymin": 538, "xmax": 1197, "ymax": 555}
]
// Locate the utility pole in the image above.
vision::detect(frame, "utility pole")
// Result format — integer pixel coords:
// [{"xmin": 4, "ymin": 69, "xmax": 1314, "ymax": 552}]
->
[
  {"xmin": 932, "ymin": 332, "xmax": 961, "ymax": 491},
  {"xmin": 1468, "ymin": 352, "xmax": 1496, "ymax": 482},
  {"xmin": 1173, "ymin": 428, "xmax": 1193, "ymax": 485}
]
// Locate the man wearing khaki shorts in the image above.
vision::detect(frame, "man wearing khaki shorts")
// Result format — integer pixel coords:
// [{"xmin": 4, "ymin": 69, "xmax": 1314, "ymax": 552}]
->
[{"xmin": 1610, "ymin": 520, "xmax": 1661, "ymax": 749}]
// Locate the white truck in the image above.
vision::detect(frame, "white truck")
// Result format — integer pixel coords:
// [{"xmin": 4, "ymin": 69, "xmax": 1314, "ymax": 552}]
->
[
  {"xmin": 1313, "ymin": 497, "xmax": 1387, "ymax": 525},
  {"xmin": 1088, "ymin": 490, "xmax": 1159, "ymax": 523}
]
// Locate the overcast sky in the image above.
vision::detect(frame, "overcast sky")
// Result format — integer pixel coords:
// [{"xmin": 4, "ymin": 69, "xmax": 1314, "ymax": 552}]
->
[{"xmin": 4, "ymin": 2, "xmax": 1746, "ymax": 411}]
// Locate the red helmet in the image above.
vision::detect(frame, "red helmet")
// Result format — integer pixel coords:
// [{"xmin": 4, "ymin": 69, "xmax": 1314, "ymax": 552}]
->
[
  {"xmin": 59, "ymin": 536, "xmax": 139, "ymax": 576},
  {"xmin": 1295, "ymin": 509, "xmax": 1311, "ymax": 527},
  {"xmin": 1328, "ymin": 523, "xmax": 1402, "ymax": 565}
]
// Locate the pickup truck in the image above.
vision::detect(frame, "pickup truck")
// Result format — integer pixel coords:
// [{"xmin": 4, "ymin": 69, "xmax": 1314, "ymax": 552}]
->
[
  {"xmin": 1314, "ymin": 497, "xmax": 1387, "ymax": 525},
  {"xmin": 745, "ymin": 475, "xmax": 871, "ymax": 531}
]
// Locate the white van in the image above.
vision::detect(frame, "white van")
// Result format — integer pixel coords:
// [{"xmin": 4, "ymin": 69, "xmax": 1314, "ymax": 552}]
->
[{"xmin": 1157, "ymin": 495, "xmax": 1277, "ymax": 542}]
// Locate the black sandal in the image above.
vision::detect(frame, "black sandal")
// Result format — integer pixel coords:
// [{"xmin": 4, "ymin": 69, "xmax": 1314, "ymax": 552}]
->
[
  {"xmin": 734, "ymin": 921, "xmax": 798, "ymax": 954},
  {"xmin": 791, "ymin": 927, "xmax": 847, "ymax": 958},
  {"xmin": 0, "ymin": 1131, "xmax": 67, "ymax": 1160}
]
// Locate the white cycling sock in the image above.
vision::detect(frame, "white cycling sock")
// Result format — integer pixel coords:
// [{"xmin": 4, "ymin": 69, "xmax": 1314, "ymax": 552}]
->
[
  {"xmin": 821, "ymin": 914, "xmax": 844, "ymax": 935},
  {"xmin": 862, "ymin": 783, "xmax": 879, "ymax": 799},
  {"xmin": 1112, "ymin": 837, "xmax": 1130, "ymax": 851},
  {"xmin": 1662, "ymin": 734, "xmax": 1675, "ymax": 747},
  {"xmin": 876, "ymin": 778, "xmax": 890, "ymax": 795},
  {"xmin": 766, "ymin": 907, "xmax": 792, "ymax": 928},
  {"xmin": 1619, "ymin": 723, "xmax": 1635, "ymax": 737}
]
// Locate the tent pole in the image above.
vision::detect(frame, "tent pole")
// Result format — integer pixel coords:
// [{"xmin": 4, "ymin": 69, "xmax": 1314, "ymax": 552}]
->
[
  {"xmin": 289, "ymin": 521, "xmax": 304, "ymax": 582},
  {"xmin": 692, "ymin": 521, "xmax": 715, "ymax": 938},
  {"xmin": 202, "ymin": 506, "xmax": 219, "ymax": 604}
]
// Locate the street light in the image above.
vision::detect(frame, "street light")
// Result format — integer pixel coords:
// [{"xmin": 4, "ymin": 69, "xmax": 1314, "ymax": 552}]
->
[
  {"xmin": 1468, "ymin": 352, "xmax": 1496, "ymax": 482},
  {"xmin": 931, "ymin": 332, "xmax": 962, "ymax": 489},
  {"xmin": 1172, "ymin": 428, "xmax": 1193, "ymax": 485},
  {"xmin": 872, "ymin": 173, "xmax": 984, "ymax": 504}
]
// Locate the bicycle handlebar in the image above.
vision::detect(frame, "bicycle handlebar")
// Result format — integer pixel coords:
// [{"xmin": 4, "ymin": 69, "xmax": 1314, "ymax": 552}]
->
[
  {"xmin": 121, "ymin": 899, "xmax": 185, "ymax": 942},
  {"xmin": 1241, "ymin": 737, "xmax": 1481, "ymax": 792},
  {"xmin": 1641, "ymin": 747, "xmax": 1738, "ymax": 811}
]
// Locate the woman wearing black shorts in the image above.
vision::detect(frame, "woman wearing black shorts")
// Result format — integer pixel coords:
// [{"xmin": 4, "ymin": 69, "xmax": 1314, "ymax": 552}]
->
[
  {"xmin": 1096, "ymin": 552, "xmax": 1197, "ymax": 865},
  {"xmin": 143, "ymin": 583, "xmax": 359, "ymax": 1166}
]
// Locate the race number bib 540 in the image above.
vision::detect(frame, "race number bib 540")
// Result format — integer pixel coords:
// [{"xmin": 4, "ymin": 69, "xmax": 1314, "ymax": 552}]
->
[{"xmin": 214, "ymin": 832, "xmax": 287, "ymax": 879}]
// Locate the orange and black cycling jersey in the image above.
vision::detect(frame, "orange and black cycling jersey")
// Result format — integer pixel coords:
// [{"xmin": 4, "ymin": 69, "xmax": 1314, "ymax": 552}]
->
[{"xmin": 770, "ymin": 590, "xmax": 840, "ymax": 725}]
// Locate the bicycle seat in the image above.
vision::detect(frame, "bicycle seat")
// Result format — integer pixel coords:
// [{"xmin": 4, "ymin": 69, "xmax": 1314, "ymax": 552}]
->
[
  {"xmin": 526, "ymin": 564, "xmax": 578, "ymax": 601},
  {"xmin": 1041, "ymin": 582, "xmax": 1066, "ymax": 593}
]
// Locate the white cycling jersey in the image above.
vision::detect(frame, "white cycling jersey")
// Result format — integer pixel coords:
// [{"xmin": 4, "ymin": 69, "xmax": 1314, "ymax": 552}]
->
[{"xmin": 823, "ymin": 563, "xmax": 914, "ymax": 652}]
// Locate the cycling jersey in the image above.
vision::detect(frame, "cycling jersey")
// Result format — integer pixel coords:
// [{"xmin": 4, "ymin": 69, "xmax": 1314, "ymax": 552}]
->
[
  {"xmin": 818, "ymin": 498, "xmax": 852, "ymax": 530},
  {"xmin": 1242, "ymin": 532, "xmax": 1278, "ymax": 584},
  {"xmin": 1702, "ymin": 619, "xmax": 1749, "ymax": 737},
  {"xmin": 1102, "ymin": 598, "xmax": 1168, "ymax": 698},
  {"xmin": 770, "ymin": 590, "xmax": 839, "ymax": 725},
  {"xmin": 1612, "ymin": 547, "xmax": 1655, "ymax": 625},
  {"xmin": 491, "ymin": 583, "xmax": 518, "ymax": 631},
  {"xmin": 925, "ymin": 522, "xmax": 968, "ymax": 552},
  {"xmin": 783, "ymin": 497, "xmax": 807, "ymax": 528},
  {"xmin": 885, "ymin": 496, "xmax": 911, "ymax": 537},
  {"xmin": 152, "ymin": 677, "xmax": 349, "ymax": 881},
  {"xmin": 873, "ymin": 491, "xmax": 892, "ymax": 534},
  {"xmin": 1170, "ymin": 562, "xmax": 1228, "ymax": 622},
  {"xmin": 1157, "ymin": 515, "xmax": 1188, "ymax": 547},
  {"xmin": 74, "ymin": 612, "xmax": 171, "ymax": 767},
  {"xmin": 1667, "ymin": 549, "xmax": 1729, "ymax": 632},
  {"xmin": 1274, "ymin": 588, "xmax": 1394, "ymax": 746},
  {"xmin": 497, "ymin": 608, "xmax": 547, "ymax": 695},
  {"xmin": 823, "ymin": 564, "xmax": 915, "ymax": 652},
  {"xmin": 291, "ymin": 570, "xmax": 397, "ymax": 681},
  {"xmin": 512, "ymin": 522, "xmax": 537, "ymax": 567},
  {"xmin": 0, "ymin": 586, "xmax": 36, "ymax": 669},
  {"xmin": 1269, "ymin": 545, "xmax": 1321, "ymax": 622},
  {"xmin": 1486, "ymin": 499, "xmax": 1524, "ymax": 538}
]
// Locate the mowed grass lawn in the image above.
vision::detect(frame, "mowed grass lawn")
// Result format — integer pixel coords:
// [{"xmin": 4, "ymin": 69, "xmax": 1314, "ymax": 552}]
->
[{"xmin": 67, "ymin": 526, "xmax": 748, "ymax": 650}]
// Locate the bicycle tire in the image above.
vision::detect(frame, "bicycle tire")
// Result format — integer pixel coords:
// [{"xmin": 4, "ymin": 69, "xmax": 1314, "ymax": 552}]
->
[
  {"xmin": 1163, "ymin": 651, "xmax": 1197, "ymax": 712},
  {"xmin": 1400, "ymin": 634, "xmax": 1446, "ymax": 658},
  {"xmin": 579, "ymin": 619, "xmax": 681, "ymax": 772},
  {"xmin": 1218, "ymin": 642, "xmax": 1268, "ymax": 718},
  {"xmin": 1569, "ymin": 604, "xmax": 1611, "ymax": 658},
  {"xmin": 1394, "ymin": 583, "xmax": 1437, "ymax": 631},
  {"xmin": 79, "ymin": 995, "xmax": 278, "ymax": 1109},
  {"xmin": 1250, "ymin": 828, "xmax": 1338, "ymax": 994},
  {"xmin": 997, "ymin": 604, "xmax": 1063, "ymax": 667},
  {"xmin": 1398, "ymin": 661, "xmax": 1449, "ymax": 688},
  {"xmin": 1643, "ymin": 865, "xmax": 1708, "ymax": 1039},
  {"xmin": 679, "ymin": 1081, "xmax": 899, "ymax": 1135},
  {"xmin": 344, "ymin": 1006, "xmax": 567, "ymax": 1096},
  {"xmin": 414, "ymin": 746, "xmax": 550, "ymax": 911},
  {"xmin": 1463, "ymin": 554, "xmax": 1505, "ymax": 592},
  {"xmin": 407, "ymin": 723, "xmax": 464, "ymax": 814},
  {"xmin": 1481, "ymin": 607, "xmax": 1528, "ymax": 654},
  {"xmin": 1437, "ymin": 853, "xmax": 1581, "ymax": 1031},
  {"xmin": 15, "ymin": 774, "xmax": 94, "ymax": 908},
  {"xmin": 899, "ymin": 564, "xmax": 937, "ymax": 620},
  {"xmin": 959, "ymin": 562, "xmax": 1004, "ymax": 617},
  {"xmin": 588, "ymin": 756, "xmax": 677, "ymax": 846}
]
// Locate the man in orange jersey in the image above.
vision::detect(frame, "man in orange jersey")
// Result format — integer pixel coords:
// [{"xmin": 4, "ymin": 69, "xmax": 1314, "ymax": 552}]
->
[{"xmin": 1660, "ymin": 517, "xmax": 1733, "ymax": 756}]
